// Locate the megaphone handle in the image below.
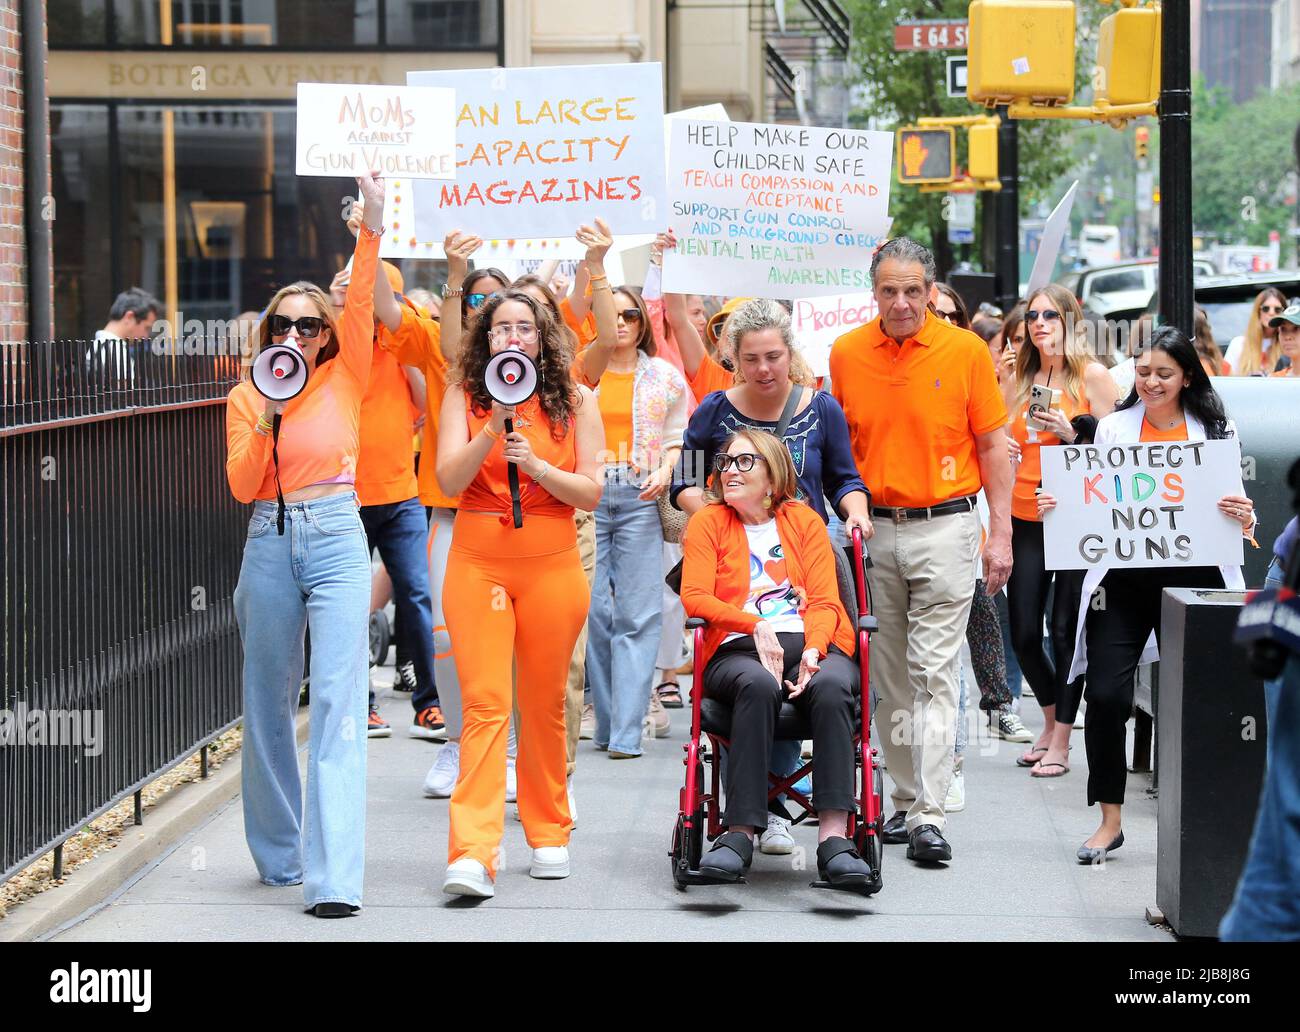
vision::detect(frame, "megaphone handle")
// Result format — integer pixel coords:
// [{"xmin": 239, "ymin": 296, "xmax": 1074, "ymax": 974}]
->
[
  {"xmin": 272, "ymin": 413, "xmax": 287, "ymax": 535},
  {"xmin": 504, "ymin": 417, "xmax": 523, "ymax": 529}
]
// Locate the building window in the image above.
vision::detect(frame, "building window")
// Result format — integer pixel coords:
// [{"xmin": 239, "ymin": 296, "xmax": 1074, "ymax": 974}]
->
[
  {"xmin": 51, "ymin": 105, "xmax": 113, "ymax": 337},
  {"xmin": 389, "ymin": 0, "xmax": 498, "ymax": 47},
  {"xmin": 48, "ymin": 0, "xmax": 109, "ymax": 46}
]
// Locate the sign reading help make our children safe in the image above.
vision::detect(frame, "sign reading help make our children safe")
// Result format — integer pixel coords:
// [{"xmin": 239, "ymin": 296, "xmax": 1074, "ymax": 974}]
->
[
  {"xmin": 1041, "ymin": 439, "xmax": 1245, "ymax": 571},
  {"xmin": 295, "ymin": 83, "xmax": 456, "ymax": 179},
  {"xmin": 661, "ymin": 119, "xmax": 894, "ymax": 300},
  {"xmin": 381, "ymin": 63, "xmax": 668, "ymax": 259}
]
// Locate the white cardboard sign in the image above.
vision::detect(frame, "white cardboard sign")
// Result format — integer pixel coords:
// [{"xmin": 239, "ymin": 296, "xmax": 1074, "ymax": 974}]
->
[
  {"xmin": 1041, "ymin": 438, "xmax": 1245, "ymax": 570},
  {"xmin": 295, "ymin": 83, "xmax": 456, "ymax": 179},
  {"xmin": 660, "ymin": 119, "xmax": 893, "ymax": 299},
  {"xmin": 791, "ymin": 293, "xmax": 878, "ymax": 377}
]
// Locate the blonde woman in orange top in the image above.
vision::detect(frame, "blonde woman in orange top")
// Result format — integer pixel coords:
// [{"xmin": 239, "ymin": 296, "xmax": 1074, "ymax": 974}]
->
[
  {"xmin": 225, "ymin": 173, "xmax": 385, "ymax": 919},
  {"xmin": 435, "ymin": 290, "xmax": 604, "ymax": 899},
  {"xmin": 1005, "ymin": 284, "xmax": 1117, "ymax": 780}
]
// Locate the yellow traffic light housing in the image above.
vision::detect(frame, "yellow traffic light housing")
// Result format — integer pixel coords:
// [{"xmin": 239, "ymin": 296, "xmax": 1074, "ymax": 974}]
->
[
  {"xmin": 896, "ymin": 127, "xmax": 955, "ymax": 185},
  {"xmin": 1097, "ymin": 4, "xmax": 1161, "ymax": 107},
  {"xmin": 966, "ymin": 0, "xmax": 1077, "ymax": 108},
  {"xmin": 968, "ymin": 122, "xmax": 999, "ymax": 182}
]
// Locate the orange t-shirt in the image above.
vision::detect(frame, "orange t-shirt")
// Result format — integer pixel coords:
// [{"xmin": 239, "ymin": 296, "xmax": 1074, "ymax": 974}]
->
[
  {"xmin": 225, "ymin": 228, "xmax": 379, "ymax": 503},
  {"xmin": 355, "ymin": 343, "xmax": 420, "ymax": 507},
  {"xmin": 458, "ymin": 394, "xmax": 578, "ymax": 519},
  {"xmin": 597, "ymin": 369, "xmax": 635, "ymax": 461},
  {"xmin": 1010, "ymin": 385, "xmax": 1090, "ymax": 522},
  {"xmin": 379, "ymin": 303, "xmax": 457, "ymax": 509},
  {"xmin": 688, "ymin": 351, "xmax": 734, "ymax": 404},
  {"xmin": 560, "ymin": 295, "xmax": 599, "ymax": 346},
  {"xmin": 1139, "ymin": 418, "xmax": 1190, "ymax": 442},
  {"xmin": 828, "ymin": 311, "xmax": 1008, "ymax": 508}
]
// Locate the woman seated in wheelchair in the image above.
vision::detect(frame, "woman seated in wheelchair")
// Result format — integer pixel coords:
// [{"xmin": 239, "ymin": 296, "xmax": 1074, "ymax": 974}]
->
[{"xmin": 680, "ymin": 429, "xmax": 872, "ymax": 889}]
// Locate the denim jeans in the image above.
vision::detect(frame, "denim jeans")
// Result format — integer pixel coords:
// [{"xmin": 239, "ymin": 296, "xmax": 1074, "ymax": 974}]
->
[
  {"xmin": 587, "ymin": 468, "xmax": 665, "ymax": 755},
  {"xmin": 234, "ymin": 492, "xmax": 371, "ymax": 909},
  {"xmin": 360, "ymin": 497, "xmax": 436, "ymax": 713},
  {"xmin": 1220, "ymin": 559, "xmax": 1300, "ymax": 940}
]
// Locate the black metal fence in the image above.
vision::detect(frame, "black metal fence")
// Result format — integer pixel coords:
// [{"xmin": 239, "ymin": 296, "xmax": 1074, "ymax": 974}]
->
[{"xmin": 2, "ymin": 338, "xmax": 247, "ymax": 881}]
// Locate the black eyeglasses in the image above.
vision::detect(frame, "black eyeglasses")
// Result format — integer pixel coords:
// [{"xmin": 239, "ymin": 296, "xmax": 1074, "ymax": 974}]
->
[
  {"xmin": 617, "ymin": 308, "xmax": 642, "ymax": 322},
  {"xmin": 466, "ymin": 292, "xmax": 489, "ymax": 309},
  {"xmin": 1026, "ymin": 309, "xmax": 1062, "ymax": 323},
  {"xmin": 268, "ymin": 314, "xmax": 324, "ymax": 338},
  {"xmin": 714, "ymin": 453, "xmax": 764, "ymax": 473}
]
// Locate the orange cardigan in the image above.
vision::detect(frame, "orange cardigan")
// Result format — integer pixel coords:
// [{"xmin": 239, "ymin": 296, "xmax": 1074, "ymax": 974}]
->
[{"xmin": 680, "ymin": 500, "xmax": 854, "ymax": 671}]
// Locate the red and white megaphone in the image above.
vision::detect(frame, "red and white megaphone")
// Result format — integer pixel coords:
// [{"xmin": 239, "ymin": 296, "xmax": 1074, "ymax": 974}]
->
[
  {"xmin": 484, "ymin": 347, "xmax": 539, "ymax": 406},
  {"xmin": 251, "ymin": 342, "xmax": 309, "ymax": 401}
]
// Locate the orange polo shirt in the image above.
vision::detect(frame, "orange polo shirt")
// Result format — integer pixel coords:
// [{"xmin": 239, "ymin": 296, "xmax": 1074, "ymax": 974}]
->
[
  {"xmin": 829, "ymin": 310, "xmax": 1007, "ymax": 509},
  {"xmin": 355, "ymin": 342, "xmax": 420, "ymax": 507},
  {"xmin": 688, "ymin": 351, "xmax": 734, "ymax": 404}
]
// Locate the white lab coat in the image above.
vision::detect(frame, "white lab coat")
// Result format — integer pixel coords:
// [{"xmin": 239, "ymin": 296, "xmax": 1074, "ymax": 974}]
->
[{"xmin": 1065, "ymin": 402, "xmax": 1246, "ymax": 682}]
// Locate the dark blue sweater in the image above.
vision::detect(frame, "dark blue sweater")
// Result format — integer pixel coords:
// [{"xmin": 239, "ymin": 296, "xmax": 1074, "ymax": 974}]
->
[{"xmin": 671, "ymin": 388, "xmax": 868, "ymax": 523}]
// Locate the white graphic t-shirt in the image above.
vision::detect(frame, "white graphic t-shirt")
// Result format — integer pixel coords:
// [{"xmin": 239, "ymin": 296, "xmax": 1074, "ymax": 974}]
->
[{"xmin": 723, "ymin": 519, "xmax": 805, "ymax": 644}]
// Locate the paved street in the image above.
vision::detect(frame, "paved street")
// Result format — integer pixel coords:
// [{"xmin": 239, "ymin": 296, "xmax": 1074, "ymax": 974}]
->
[{"xmin": 48, "ymin": 655, "xmax": 1168, "ymax": 943}]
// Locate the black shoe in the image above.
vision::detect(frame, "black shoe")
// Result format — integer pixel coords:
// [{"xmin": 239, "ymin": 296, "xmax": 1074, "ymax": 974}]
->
[
  {"xmin": 906, "ymin": 824, "xmax": 952, "ymax": 862},
  {"xmin": 880, "ymin": 810, "xmax": 909, "ymax": 845},
  {"xmin": 698, "ymin": 831, "xmax": 753, "ymax": 882},
  {"xmin": 1077, "ymin": 830, "xmax": 1124, "ymax": 864},
  {"xmin": 392, "ymin": 661, "xmax": 417, "ymax": 693},
  {"xmin": 310, "ymin": 902, "xmax": 357, "ymax": 918},
  {"xmin": 815, "ymin": 837, "xmax": 873, "ymax": 893}
]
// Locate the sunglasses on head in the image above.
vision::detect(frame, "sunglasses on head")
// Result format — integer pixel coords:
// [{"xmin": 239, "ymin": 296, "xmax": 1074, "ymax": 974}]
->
[
  {"xmin": 714, "ymin": 452, "xmax": 764, "ymax": 473},
  {"xmin": 268, "ymin": 314, "xmax": 324, "ymax": 339},
  {"xmin": 1026, "ymin": 309, "xmax": 1062, "ymax": 323},
  {"xmin": 617, "ymin": 308, "xmax": 642, "ymax": 322}
]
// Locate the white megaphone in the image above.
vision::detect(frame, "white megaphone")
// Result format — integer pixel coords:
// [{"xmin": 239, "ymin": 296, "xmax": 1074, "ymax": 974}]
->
[
  {"xmin": 484, "ymin": 347, "xmax": 539, "ymax": 406},
  {"xmin": 252, "ymin": 342, "xmax": 308, "ymax": 401}
]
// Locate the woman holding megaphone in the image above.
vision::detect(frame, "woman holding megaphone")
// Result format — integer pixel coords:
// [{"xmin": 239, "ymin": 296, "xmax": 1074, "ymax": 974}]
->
[
  {"xmin": 435, "ymin": 290, "xmax": 604, "ymax": 898},
  {"xmin": 225, "ymin": 173, "xmax": 385, "ymax": 918}
]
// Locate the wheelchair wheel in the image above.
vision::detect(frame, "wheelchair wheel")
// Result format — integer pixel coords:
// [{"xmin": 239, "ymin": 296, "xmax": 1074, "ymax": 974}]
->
[
  {"xmin": 369, "ymin": 610, "xmax": 391, "ymax": 668},
  {"xmin": 670, "ymin": 809, "xmax": 704, "ymax": 890}
]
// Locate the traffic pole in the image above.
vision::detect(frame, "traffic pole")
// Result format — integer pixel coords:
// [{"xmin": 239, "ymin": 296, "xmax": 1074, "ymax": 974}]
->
[
  {"xmin": 995, "ymin": 105, "xmax": 1019, "ymax": 311},
  {"xmin": 1158, "ymin": 0, "xmax": 1193, "ymax": 337}
]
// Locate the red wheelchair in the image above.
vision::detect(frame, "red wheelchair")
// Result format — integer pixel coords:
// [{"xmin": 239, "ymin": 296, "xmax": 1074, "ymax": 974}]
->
[{"xmin": 669, "ymin": 527, "xmax": 884, "ymax": 895}]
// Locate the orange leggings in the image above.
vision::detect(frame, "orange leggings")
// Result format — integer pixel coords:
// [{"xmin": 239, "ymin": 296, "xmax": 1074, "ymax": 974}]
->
[{"xmin": 443, "ymin": 512, "xmax": 590, "ymax": 874}]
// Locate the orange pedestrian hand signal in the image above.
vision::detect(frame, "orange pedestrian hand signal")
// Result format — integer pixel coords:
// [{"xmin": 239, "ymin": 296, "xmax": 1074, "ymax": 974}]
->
[
  {"xmin": 896, "ymin": 127, "xmax": 955, "ymax": 184},
  {"xmin": 902, "ymin": 134, "xmax": 930, "ymax": 178}
]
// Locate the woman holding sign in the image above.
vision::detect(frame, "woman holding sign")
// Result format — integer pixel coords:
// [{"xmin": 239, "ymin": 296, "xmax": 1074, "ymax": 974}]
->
[
  {"xmin": 1040, "ymin": 327, "xmax": 1256, "ymax": 863},
  {"xmin": 1005, "ymin": 285, "xmax": 1118, "ymax": 779}
]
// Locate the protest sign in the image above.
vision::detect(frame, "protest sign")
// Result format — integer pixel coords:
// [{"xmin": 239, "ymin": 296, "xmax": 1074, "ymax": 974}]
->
[
  {"xmin": 380, "ymin": 63, "xmax": 667, "ymax": 259},
  {"xmin": 492, "ymin": 249, "xmax": 626, "ymax": 291},
  {"xmin": 661, "ymin": 119, "xmax": 893, "ymax": 299},
  {"xmin": 1041, "ymin": 438, "xmax": 1244, "ymax": 570},
  {"xmin": 790, "ymin": 293, "xmax": 877, "ymax": 377},
  {"xmin": 295, "ymin": 83, "xmax": 456, "ymax": 179}
]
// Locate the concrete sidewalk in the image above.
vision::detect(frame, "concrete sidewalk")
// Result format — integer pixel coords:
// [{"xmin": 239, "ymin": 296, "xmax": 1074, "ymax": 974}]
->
[{"xmin": 49, "ymin": 664, "xmax": 1169, "ymax": 942}]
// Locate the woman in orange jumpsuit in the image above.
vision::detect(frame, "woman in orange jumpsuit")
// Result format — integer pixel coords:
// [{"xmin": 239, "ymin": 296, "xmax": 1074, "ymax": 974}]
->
[{"xmin": 435, "ymin": 290, "xmax": 604, "ymax": 898}]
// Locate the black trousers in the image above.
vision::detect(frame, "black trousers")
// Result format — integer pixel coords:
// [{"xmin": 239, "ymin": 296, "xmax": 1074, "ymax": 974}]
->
[
  {"xmin": 703, "ymin": 632, "xmax": 859, "ymax": 830},
  {"xmin": 1008, "ymin": 517, "xmax": 1086, "ymax": 721},
  {"xmin": 1084, "ymin": 565, "xmax": 1224, "ymax": 805}
]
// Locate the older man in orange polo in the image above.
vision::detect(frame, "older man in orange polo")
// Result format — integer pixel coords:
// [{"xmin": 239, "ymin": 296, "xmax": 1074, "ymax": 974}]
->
[{"xmin": 830, "ymin": 237, "xmax": 1012, "ymax": 864}]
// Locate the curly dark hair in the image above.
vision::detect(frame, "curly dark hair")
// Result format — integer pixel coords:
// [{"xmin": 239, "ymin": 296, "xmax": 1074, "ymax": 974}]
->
[{"xmin": 452, "ymin": 289, "xmax": 579, "ymax": 438}]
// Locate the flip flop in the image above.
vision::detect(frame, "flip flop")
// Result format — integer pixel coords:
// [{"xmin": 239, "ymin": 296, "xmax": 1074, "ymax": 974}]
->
[
  {"xmin": 656, "ymin": 681, "xmax": 684, "ymax": 709},
  {"xmin": 1016, "ymin": 746, "xmax": 1049, "ymax": 767},
  {"xmin": 1030, "ymin": 761, "xmax": 1070, "ymax": 778}
]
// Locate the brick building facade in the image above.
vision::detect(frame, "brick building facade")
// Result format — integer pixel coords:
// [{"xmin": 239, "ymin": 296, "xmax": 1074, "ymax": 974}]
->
[{"xmin": 1, "ymin": 0, "xmax": 25, "ymax": 342}]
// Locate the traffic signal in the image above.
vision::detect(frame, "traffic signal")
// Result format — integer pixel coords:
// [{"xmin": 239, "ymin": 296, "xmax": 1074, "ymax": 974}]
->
[
  {"xmin": 896, "ymin": 127, "xmax": 955, "ymax": 185},
  {"xmin": 968, "ymin": 122, "xmax": 998, "ymax": 181},
  {"xmin": 966, "ymin": 0, "xmax": 1076, "ymax": 107},
  {"xmin": 1135, "ymin": 125, "xmax": 1150, "ymax": 161},
  {"xmin": 1096, "ymin": 3, "xmax": 1160, "ymax": 106}
]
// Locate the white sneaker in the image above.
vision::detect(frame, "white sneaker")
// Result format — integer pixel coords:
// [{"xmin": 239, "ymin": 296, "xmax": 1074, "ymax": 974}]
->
[
  {"xmin": 422, "ymin": 741, "xmax": 460, "ymax": 798},
  {"xmin": 505, "ymin": 758, "xmax": 518, "ymax": 803},
  {"xmin": 442, "ymin": 858, "xmax": 494, "ymax": 897},
  {"xmin": 759, "ymin": 812, "xmax": 795, "ymax": 855},
  {"xmin": 645, "ymin": 691, "xmax": 670, "ymax": 739},
  {"xmin": 529, "ymin": 846, "xmax": 571, "ymax": 879},
  {"xmin": 945, "ymin": 771, "xmax": 966, "ymax": 812}
]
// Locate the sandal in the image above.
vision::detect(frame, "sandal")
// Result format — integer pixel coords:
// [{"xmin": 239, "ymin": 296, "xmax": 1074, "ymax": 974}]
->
[
  {"xmin": 655, "ymin": 680, "xmax": 684, "ymax": 709},
  {"xmin": 1016, "ymin": 745, "xmax": 1049, "ymax": 767},
  {"xmin": 1030, "ymin": 760, "xmax": 1070, "ymax": 778}
]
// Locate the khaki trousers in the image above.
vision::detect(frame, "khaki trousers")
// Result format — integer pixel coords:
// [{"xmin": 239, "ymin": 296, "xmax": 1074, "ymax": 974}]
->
[
  {"xmin": 867, "ymin": 508, "xmax": 979, "ymax": 832},
  {"xmin": 564, "ymin": 509, "xmax": 598, "ymax": 776}
]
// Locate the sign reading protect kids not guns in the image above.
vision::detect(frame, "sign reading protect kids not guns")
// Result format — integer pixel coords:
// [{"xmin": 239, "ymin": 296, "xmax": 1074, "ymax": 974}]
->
[
  {"xmin": 661, "ymin": 119, "xmax": 894, "ymax": 299},
  {"xmin": 1040, "ymin": 439, "xmax": 1245, "ymax": 571},
  {"xmin": 381, "ymin": 63, "xmax": 668, "ymax": 258},
  {"xmin": 295, "ymin": 83, "xmax": 456, "ymax": 179}
]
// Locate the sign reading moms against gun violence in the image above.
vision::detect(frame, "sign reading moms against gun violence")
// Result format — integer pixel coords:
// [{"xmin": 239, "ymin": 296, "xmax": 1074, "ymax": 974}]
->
[
  {"xmin": 382, "ymin": 63, "xmax": 667, "ymax": 258},
  {"xmin": 1041, "ymin": 439, "xmax": 1245, "ymax": 571},
  {"xmin": 296, "ymin": 83, "xmax": 456, "ymax": 179},
  {"xmin": 661, "ymin": 119, "xmax": 894, "ymax": 299}
]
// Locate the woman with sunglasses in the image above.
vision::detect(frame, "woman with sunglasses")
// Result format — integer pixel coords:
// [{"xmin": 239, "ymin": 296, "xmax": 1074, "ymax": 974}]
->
[
  {"xmin": 435, "ymin": 290, "xmax": 604, "ymax": 897},
  {"xmin": 931, "ymin": 282, "xmax": 971, "ymax": 329},
  {"xmin": 225, "ymin": 172, "xmax": 385, "ymax": 918},
  {"xmin": 586, "ymin": 286, "xmax": 688, "ymax": 759},
  {"xmin": 1042, "ymin": 327, "xmax": 1254, "ymax": 862},
  {"xmin": 680, "ymin": 429, "xmax": 871, "ymax": 888},
  {"xmin": 1224, "ymin": 288, "xmax": 1288, "ymax": 376},
  {"xmin": 1006, "ymin": 284, "xmax": 1117, "ymax": 780}
]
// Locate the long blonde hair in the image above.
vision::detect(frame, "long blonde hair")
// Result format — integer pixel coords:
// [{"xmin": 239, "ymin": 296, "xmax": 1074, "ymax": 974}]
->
[
  {"xmin": 726, "ymin": 298, "xmax": 817, "ymax": 387},
  {"xmin": 1234, "ymin": 287, "xmax": 1286, "ymax": 376},
  {"xmin": 244, "ymin": 281, "xmax": 341, "ymax": 377},
  {"xmin": 1014, "ymin": 284, "xmax": 1093, "ymax": 410}
]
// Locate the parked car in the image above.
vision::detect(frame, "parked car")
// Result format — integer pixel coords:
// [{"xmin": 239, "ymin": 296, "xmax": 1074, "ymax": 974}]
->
[
  {"xmin": 1141, "ymin": 271, "xmax": 1300, "ymax": 347},
  {"xmin": 1059, "ymin": 258, "xmax": 1218, "ymax": 317}
]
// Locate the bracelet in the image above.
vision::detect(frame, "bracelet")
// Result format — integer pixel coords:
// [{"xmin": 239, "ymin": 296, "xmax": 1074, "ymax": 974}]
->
[
  {"xmin": 482, "ymin": 423, "xmax": 502, "ymax": 440},
  {"xmin": 358, "ymin": 223, "xmax": 385, "ymax": 240},
  {"xmin": 442, "ymin": 285, "xmax": 464, "ymax": 299},
  {"xmin": 530, "ymin": 461, "xmax": 550, "ymax": 482},
  {"xmin": 590, "ymin": 282, "xmax": 613, "ymax": 292},
  {"xmin": 255, "ymin": 417, "xmax": 273, "ymax": 436}
]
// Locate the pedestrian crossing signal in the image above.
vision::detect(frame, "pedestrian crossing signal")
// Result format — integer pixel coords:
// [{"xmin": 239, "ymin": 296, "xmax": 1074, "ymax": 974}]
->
[{"xmin": 896, "ymin": 127, "xmax": 955, "ymax": 185}]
